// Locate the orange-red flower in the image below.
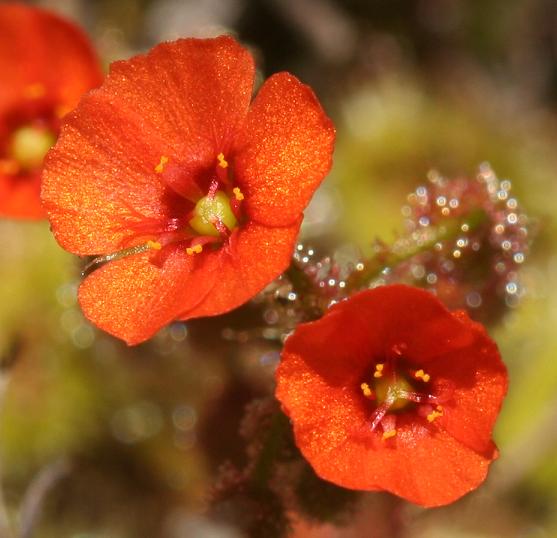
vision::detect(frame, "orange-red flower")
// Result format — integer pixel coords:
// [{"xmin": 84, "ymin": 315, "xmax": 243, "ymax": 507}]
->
[
  {"xmin": 0, "ymin": 3, "xmax": 102, "ymax": 219},
  {"xmin": 276, "ymin": 285, "xmax": 508, "ymax": 507},
  {"xmin": 42, "ymin": 36, "xmax": 335, "ymax": 345}
]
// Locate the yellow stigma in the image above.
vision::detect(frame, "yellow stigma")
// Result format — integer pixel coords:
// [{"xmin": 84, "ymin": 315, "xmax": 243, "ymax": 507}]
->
[
  {"xmin": 427, "ymin": 405, "xmax": 444, "ymax": 423},
  {"xmin": 186, "ymin": 244, "xmax": 203, "ymax": 255},
  {"xmin": 154, "ymin": 155, "xmax": 169, "ymax": 173},
  {"xmin": 414, "ymin": 369, "xmax": 431, "ymax": 382},
  {"xmin": 189, "ymin": 190, "xmax": 238, "ymax": 237},
  {"xmin": 373, "ymin": 363, "xmax": 384, "ymax": 378},
  {"xmin": 217, "ymin": 153, "xmax": 229, "ymax": 168},
  {"xmin": 360, "ymin": 382, "xmax": 374, "ymax": 399},
  {"xmin": 23, "ymin": 83, "xmax": 45, "ymax": 99},
  {"xmin": 382, "ymin": 429, "xmax": 397, "ymax": 440},
  {"xmin": 232, "ymin": 187, "xmax": 244, "ymax": 201},
  {"xmin": 8, "ymin": 125, "xmax": 56, "ymax": 170},
  {"xmin": 146, "ymin": 240, "xmax": 162, "ymax": 250}
]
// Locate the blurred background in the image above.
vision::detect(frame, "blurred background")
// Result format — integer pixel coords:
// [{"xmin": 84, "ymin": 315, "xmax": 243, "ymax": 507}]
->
[{"xmin": 1, "ymin": 0, "xmax": 557, "ymax": 536}]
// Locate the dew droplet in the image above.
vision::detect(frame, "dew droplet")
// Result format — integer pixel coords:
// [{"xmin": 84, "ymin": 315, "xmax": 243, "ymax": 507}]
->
[{"xmin": 506, "ymin": 282, "xmax": 518, "ymax": 294}]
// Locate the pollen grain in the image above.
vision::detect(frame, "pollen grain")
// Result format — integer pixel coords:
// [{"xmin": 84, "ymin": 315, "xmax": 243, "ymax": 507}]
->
[
  {"xmin": 373, "ymin": 363, "xmax": 385, "ymax": 378},
  {"xmin": 154, "ymin": 155, "xmax": 169, "ymax": 173},
  {"xmin": 186, "ymin": 244, "xmax": 203, "ymax": 255},
  {"xmin": 427, "ymin": 405, "xmax": 444, "ymax": 423},
  {"xmin": 217, "ymin": 152, "xmax": 228, "ymax": 168},
  {"xmin": 232, "ymin": 187, "xmax": 244, "ymax": 201},
  {"xmin": 360, "ymin": 382, "xmax": 374, "ymax": 399},
  {"xmin": 414, "ymin": 369, "xmax": 431, "ymax": 382}
]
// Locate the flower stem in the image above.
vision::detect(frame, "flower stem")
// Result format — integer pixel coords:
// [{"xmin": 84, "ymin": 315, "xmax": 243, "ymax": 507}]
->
[{"xmin": 346, "ymin": 208, "xmax": 487, "ymax": 292}]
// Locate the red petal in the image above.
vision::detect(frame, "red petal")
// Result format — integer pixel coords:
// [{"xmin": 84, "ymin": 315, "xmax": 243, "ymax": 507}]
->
[
  {"xmin": 0, "ymin": 4, "xmax": 101, "ymax": 111},
  {"xmin": 42, "ymin": 37, "xmax": 254, "ymax": 254},
  {"xmin": 275, "ymin": 285, "xmax": 474, "ymax": 387},
  {"xmin": 294, "ymin": 406, "xmax": 496, "ymax": 507},
  {"xmin": 0, "ymin": 172, "xmax": 43, "ymax": 219},
  {"xmin": 181, "ymin": 220, "xmax": 301, "ymax": 318},
  {"xmin": 233, "ymin": 72, "xmax": 335, "ymax": 227},
  {"xmin": 42, "ymin": 94, "xmax": 175, "ymax": 254},
  {"xmin": 430, "ymin": 311, "xmax": 508, "ymax": 454},
  {"xmin": 78, "ymin": 245, "xmax": 222, "ymax": 345}
]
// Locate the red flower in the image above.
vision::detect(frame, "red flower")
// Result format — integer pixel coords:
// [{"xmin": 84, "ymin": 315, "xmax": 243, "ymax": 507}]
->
[
  {"xmin": 42, "ymin": 36, "xmax": 335, "ymax": 345},
  {"xmin": 0, "ymin": 3, "xmax": 102, "ymax": 219},
  {"xmin": 276, "ymin": 285, "xmax": 507, "ymax": 507}
]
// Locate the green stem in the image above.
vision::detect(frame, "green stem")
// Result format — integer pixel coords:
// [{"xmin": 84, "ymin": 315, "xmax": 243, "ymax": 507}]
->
[{"xmin": 346, "ymin": 208, "xmax": 487, "ymax": 292}]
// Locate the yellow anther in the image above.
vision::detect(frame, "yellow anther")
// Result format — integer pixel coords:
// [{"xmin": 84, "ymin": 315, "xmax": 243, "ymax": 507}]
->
[
  {"xmin": 146, "ymin": 240, "xmax": 162, "ymax": 250},
  {"xmin": 217, "ymin": 152, "xmax": 228, "ymax": 168},
  {"xmin": 232, "ymin": 187, "xmax": 244, "ymax": 201},
  {"xmin": 414, "ymin": 369, "xmax": 431, "ymax": 382},
  {"xmin": 154, "ymin": 155, "xmax": 169, "ymax": 173},
  {"xmin": 373, "ymin": 363, "xmax": 384, "ymax": 378},
  {"xmin": 23, "ymin": 83, "xmax": 45, "ymax": 99},
  {"xmin": 360, "ymin": 382, "xmax": 374, "ymax": 399},
  {"xmin": 427, "ymin": 406, "xmax": 444, "ymax": 423},
  {"xmin": 186, "ymin": 244, "xmax": 203, "ymax": 255},
  {"xmin": 382, "ymin": 429, "xmax": 397, "ymax": 440}
]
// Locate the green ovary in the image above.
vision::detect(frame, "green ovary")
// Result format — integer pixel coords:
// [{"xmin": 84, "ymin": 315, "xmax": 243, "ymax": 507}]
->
[
  {"xmin": 9, "ymin": 125, "xmax": 56, "ymax": 170},
  {"xmin": 375, "ymin": 376, "xmax": 413, "ymax": 411},
  {"xmin": 189, "ymin": 190, "xmax": 238, "ymax": 237}
]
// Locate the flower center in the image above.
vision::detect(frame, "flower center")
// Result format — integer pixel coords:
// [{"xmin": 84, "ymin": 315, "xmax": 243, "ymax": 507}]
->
[
  {"xmin": 360, "ymin": 345, "xmax": 442, "ymax": 441},
  {"xmin": 1, "ymin": 84, "xmax": 63, "ymax": 176},
  {"xmin": 373, "ymin": 376, "xmax": 414, "ymax": 411},
  {"xmin": 83, "ymin": 152, "xmax": 246, "ymax": 273},
  {"xmin": 8, "ymin": 124, "xmax": 56, "ymax": 171},
  {"xmin": 189, "ymin": 190, "xmax": 238, "ymax": 237}
]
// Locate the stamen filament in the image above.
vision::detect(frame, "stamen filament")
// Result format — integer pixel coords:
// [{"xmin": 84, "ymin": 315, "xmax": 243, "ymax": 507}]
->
[
  {"xmin": 397, "ymin": 390, "xmax": 438, "ymax": 404},
  {"xmin": 207, "ymin": 178, "xmax": 219, "ymax": 199},
  {"xmin": 381, "ymin": 415, "xmax": 397, "ymax": 440},
  {"xmin": 370, "ymin": 392, "xmax": 396, "ymax": 431}
]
